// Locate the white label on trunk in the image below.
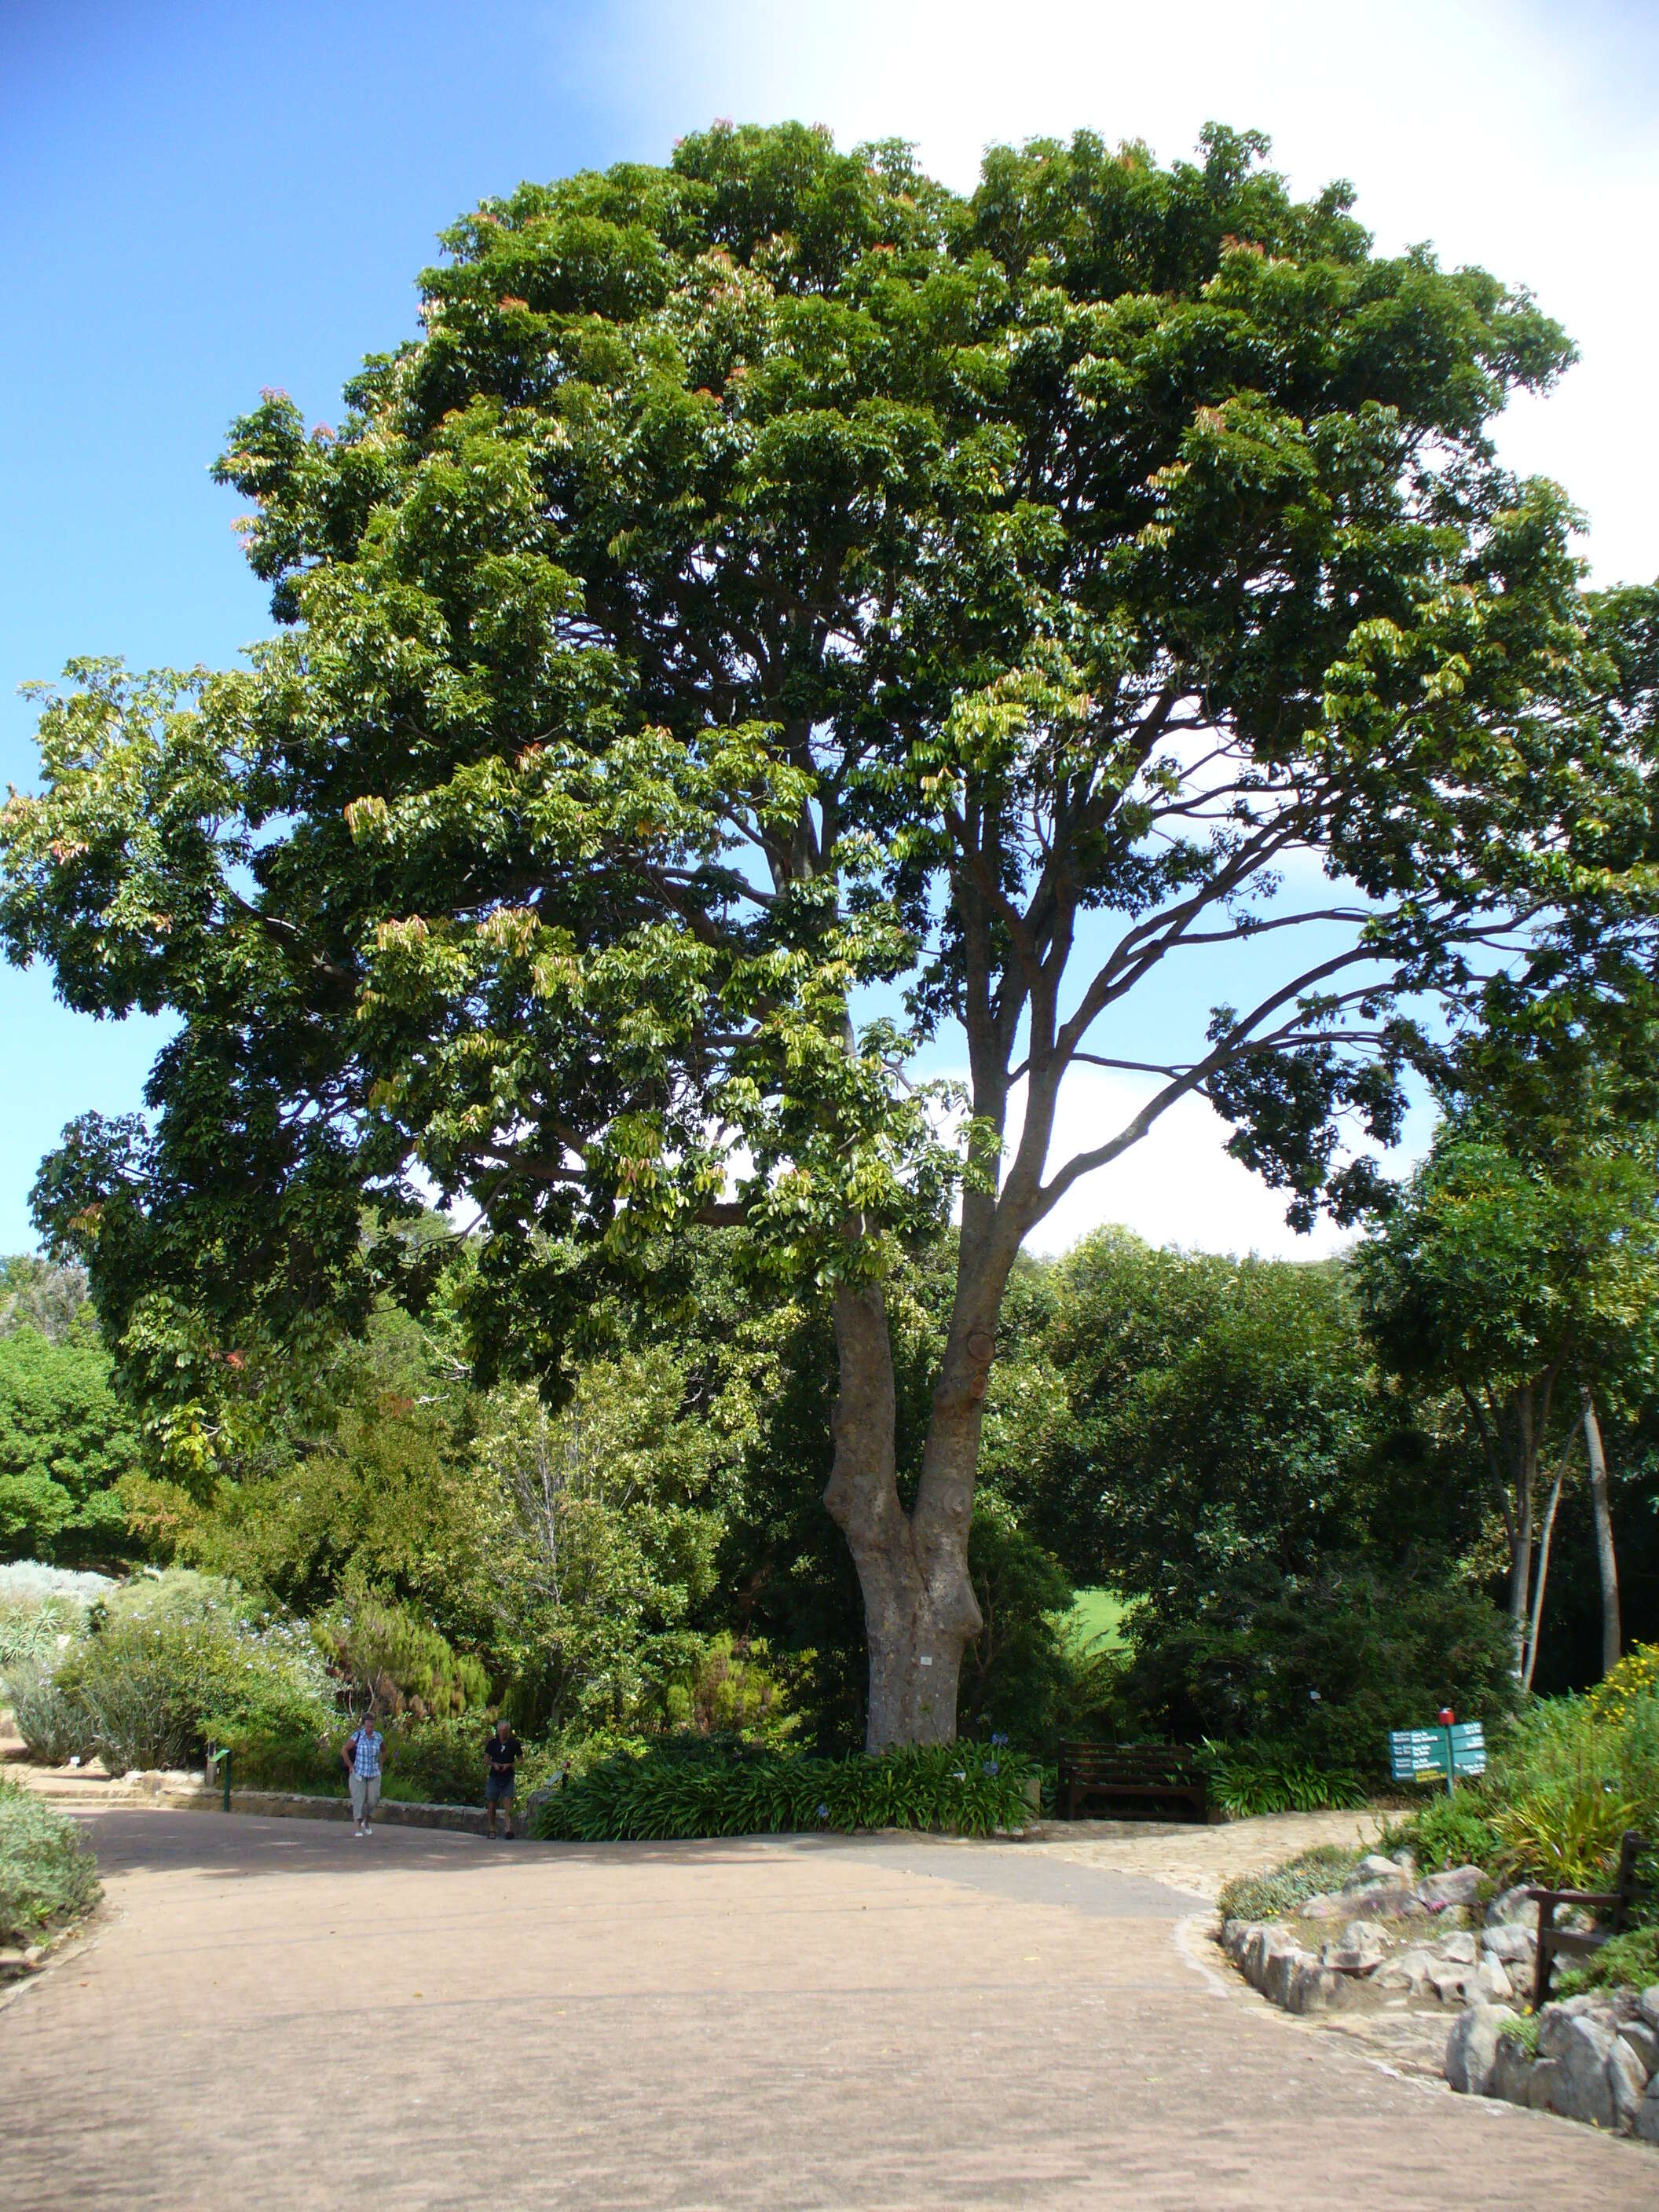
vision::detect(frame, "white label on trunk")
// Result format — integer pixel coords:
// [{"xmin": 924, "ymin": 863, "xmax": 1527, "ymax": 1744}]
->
[{"xmin": 918, "ymin": 1655, "xmax": 932, "ymax": 1666}]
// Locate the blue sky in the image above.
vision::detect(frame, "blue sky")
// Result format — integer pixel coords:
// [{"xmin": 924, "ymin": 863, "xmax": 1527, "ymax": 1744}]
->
[{"xmin": 3, "ymin": 0, "xmax": 1657, "ymax": 1257}]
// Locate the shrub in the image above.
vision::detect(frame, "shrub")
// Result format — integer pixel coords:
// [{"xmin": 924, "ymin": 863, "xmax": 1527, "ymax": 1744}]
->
[
  {"xmin": 7, "ymin": 1661, "xmax": 90, "ymax": 1763},
  {"xmin": 1198, "ymin": 1740, "xmax": 1369, "ymax": 1818},
  {"xmin": 661, "ymin": 1634, "xmax": 797, "ymax": 1745},
  {"xmin": 1119, "ymin": 1561, "xmax": 1518, "ymax": 1773},
  {"xmin": 0, "ymin": 1561, "xmax": 113, "ymax": 1680},
  {"xmin": 1380, "ymin": 1792, "xmax": 1499, "ymax": 1873},
  {"xmin": 532, "ymin": 1738, "xmax": 1035, "ymax": 1842},
  {"xmin": 1584, "ymin": 1642, "xmax": 1659, "ymax": 1730},
  {"xmin": 312, "ymin": 1591, "xmax": 489, "ymax": 1721},
  {"xmin": 0, "ymin": 1773, "xmax": 101, "ymax": 1942},
  {"xmin": 232, "ymin": 1714, "xmax": 555, "ymax": 1807},
  {"xmin": 1217, "ymin": 1844, "xmax": 1362, "ymax": 1924},
  {"xmin": 1556, "ymin": 1924, "xmax": 1659, "ymax": 1995},
  {"xmin": 1484, "ymin": 1686, "xmax": 1658, "ymax": 1888},
  {"xmin": 42, "ymin": 1573, "xmax": 334, "ymax": 1774}
]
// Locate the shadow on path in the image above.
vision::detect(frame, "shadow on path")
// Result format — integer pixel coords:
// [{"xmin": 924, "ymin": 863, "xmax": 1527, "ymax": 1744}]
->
[{"xmin": 71, "ymin": 1809, "xmax": 1201, "ymax": 1914}]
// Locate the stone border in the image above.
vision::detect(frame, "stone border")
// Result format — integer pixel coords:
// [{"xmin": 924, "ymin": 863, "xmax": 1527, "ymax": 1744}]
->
[
  {"xmin": 1449, "ymin": 1996, "xmax": 1659, "ymax": 2140},
  {"xmin": 154, "ymin": 1782, "xmax": 496, "ymax": 1833}
]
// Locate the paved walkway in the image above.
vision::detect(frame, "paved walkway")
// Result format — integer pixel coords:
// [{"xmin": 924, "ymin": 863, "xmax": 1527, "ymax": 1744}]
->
[{"xmin": 2, "ymin": 1809, "xmax": 1651, "ymax": 2210}]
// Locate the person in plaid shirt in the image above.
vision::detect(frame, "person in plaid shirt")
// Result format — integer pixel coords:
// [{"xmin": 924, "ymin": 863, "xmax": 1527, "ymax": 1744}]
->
[{"xmin": 342, "ymin": 1716, "xmax": 385, "ymax": 1837}]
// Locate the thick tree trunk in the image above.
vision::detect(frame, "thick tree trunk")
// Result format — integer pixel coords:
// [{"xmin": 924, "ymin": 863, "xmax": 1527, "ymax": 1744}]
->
[
  {"xmin": 824, "ymin": 1280, "xmax": 987, "ymax": 1750},
  {"xmin": 1580, "ymin": 1390, "xmax": 1622, "ymax": 1677}
]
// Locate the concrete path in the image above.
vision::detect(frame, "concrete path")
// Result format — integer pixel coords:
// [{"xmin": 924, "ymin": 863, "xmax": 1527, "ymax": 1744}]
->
[{"xmin": 2, "ymin": 1809, "xmax": 1650, "ymax": 2210}]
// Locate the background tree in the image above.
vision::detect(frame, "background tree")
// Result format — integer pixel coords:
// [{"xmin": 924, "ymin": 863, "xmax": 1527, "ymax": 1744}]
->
[
  {"xmin": 0, "ymin": 1323, "xmax": 141, "ymax": 1566},
  {"xmin": 0, "ymin": 1256, "xmax": 90, "ymax": 1346},
  {"xmin": 5, "ymin": 123, "xmax": 1655, "ymax": 1745},
  {"xmin": 1355, "ymin": 1118, "xmax": 1659, "ymax": 1683}
]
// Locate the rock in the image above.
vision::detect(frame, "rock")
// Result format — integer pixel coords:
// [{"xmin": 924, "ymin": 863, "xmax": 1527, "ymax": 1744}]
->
[
  {"xmin": 1637, "ymin": 2077, "xmax": 1659, "ymax": 2146},
  {"xmin": 1554, "ymin": 1990, "xmax": 1619, "ymax": 2029},
  {"xmin": 1610, "ymin": 2036, "xmax": 1649, "ymax": 2133},
  {"xmin": 1415, "ymin": 1863, "xmax": 1484, "ymax": 1910},
  {"xmin": 1438, "ymin": 1930, "xmax": 1478, "ymax": 1965},
  {"xmin": 1640, "ymin": 1986, "xmax": 1659, "ymax": 2032},
  {"xmin": 1526, "ymin": 2059, "xmax": 1562, "ymax": 2111},
  {"xmin": 1352, "ymin": 1852, "xmax": 1407, "ymax": 1885},
  {"xmin": 1221, "ymin": 1918, "xmax": 1251, "ymax": 1964},
  {"xmin": 1373, "ymin": 1946, "xmax": 1435, "ymax": 1995},
  {"xmin": 1390, "ymin": 1851, "xmax": 1418, "ymax": 1882},
  {"xmin": 1259, "ymin": 1931, "xmax": 1301, "ymax": 2009},
  {"xmin": 1427, "ymin": 1961, "xmax": 1475, "ymax": 2005},
  {"xmin": 1486, "ymin": 1884, "xmax": 1535, "ymax": 1926},
  {"xmin": 1473, "ymin": 1957, "xmax": 1512, "ymax": 2003},
  {"xmin": 1321, "ymin": 1919, "xmax": 1390, "ymax": 1974},
  {"xmin": 1298, "ymin": 1892, "xmax": 1346, "ymax": 1921},
  {"xmin": 1445, "ymin": 2003, "xmax": 1517, "ymax": 2095},
  {"xmin": 1481, "ymin": 1921, "xmax": 1536, "ymax": 1965},
  {"xmin": 1354, "ymin": 1888, "xmax": 1420, "ymax": 1921},
  {"xmin": 1619, "ymin": 2020, "xmax": 1659, "ymax": 2078},
  {"xmin": 1489, "ymin": 2033, "xmax": 1535, "ymax": 2105},
  {"xmin": 1533, "ymin": 2012, "xmax": 1617, "ymax": 2130},
  {"xmin": 1287, "ymin": 1958, "xmax": 1348, "ymax": 2015}
]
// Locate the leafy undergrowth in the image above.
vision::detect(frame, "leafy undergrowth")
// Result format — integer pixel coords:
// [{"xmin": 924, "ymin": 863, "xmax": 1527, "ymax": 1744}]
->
[
  {"xmin": 1555, "ymin": 1923, "xmax": 1659, "ymax": 1996},
  {"xmin": 1199, "ymin": 1741, "xmax": 1369, "ymax": 1818},
  {"xmin": 229, "ymin": 1719, "xmax": 565, "ymax": 1807},
  {"xmin": 1216, "ymin": 1843, "xmax": 1361, "ymax": 1925},
  {"xmin": 532, "ymin": 1738, "xmax": 1035, "ymax": 1842},
  {"xmin": 1377, "ymin": 1792, "xmax": 1498, "ymax": 1872},
  {"xmin": 0, "ymin": 1774, "xmax": 101, "ymax": 1944},
  {"xmin": 1499, "ymin": 2012, "xmax": 1540, "ymax": 2055}
]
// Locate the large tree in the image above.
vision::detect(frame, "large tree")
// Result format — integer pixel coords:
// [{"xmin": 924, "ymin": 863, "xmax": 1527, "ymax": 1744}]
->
[{"xmin": 5, "ymin": 123, "xmax": 1656, "ymax": 1745}]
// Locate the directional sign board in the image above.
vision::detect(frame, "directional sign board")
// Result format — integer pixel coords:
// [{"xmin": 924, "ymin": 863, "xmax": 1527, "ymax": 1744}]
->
[{"xmin": 1389, "ymin": 1721, "xmax": 1485, "ymax": 1785}]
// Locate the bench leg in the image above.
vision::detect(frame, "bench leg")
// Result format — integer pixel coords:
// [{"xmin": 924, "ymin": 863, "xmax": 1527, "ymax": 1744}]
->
[{"xmin": 1533, "ymin": 1932, "xmax": 1553, "ymax": 2012}]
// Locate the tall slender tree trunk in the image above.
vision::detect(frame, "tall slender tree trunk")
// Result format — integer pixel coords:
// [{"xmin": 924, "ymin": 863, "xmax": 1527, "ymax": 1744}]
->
[
  {"xmin": 1521, "ymin": 1430, "xmax": 1577, "ymax": 1694},
  {"xmin": 1580, "ymin": 1390, "xmax": 1623, "ymax": 1677},
  {"xmin": 1503, "ymin": 1383, "xmax": 1537, "ymax": 1669}
]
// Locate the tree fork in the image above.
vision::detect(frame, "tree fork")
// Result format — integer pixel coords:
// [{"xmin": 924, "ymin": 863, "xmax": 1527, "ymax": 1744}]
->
[{"xmin": 825, "ymin": 1280, "xmax": 986, "ymax": 1750}]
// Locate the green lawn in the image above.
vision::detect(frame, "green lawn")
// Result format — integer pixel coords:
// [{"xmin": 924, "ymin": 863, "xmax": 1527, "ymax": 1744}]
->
[{"xmin": 1062, "ymin": 1587, "xmax": 1130, "ymax": 1653}]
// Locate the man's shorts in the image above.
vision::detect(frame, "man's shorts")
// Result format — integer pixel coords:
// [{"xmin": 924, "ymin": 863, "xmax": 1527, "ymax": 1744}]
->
[
  {"xmin": 485, "ymin": 1771, "xmax": 515, "ymax": 1804},
  {"xmin": 349, "ymin": 1771, "xmax": 382, "ymax": 1822}
]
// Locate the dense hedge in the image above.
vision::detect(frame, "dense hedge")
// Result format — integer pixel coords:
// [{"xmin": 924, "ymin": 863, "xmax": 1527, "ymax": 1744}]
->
[{"xmin": 531, "ymin": 1738, "xmax": 1035, "ymax": 1841}]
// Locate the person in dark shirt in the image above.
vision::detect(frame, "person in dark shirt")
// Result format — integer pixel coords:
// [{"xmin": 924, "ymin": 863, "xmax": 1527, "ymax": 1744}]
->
[{"xmin": 484, "ymin": 1717, "xmax": 523, "ymax": 1839}]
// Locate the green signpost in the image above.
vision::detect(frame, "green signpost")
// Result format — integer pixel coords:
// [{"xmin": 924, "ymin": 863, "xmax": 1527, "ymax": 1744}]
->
[{"xmin": 1388, "ymin": 1717, "xmax": 1485, "ymax": 1794}]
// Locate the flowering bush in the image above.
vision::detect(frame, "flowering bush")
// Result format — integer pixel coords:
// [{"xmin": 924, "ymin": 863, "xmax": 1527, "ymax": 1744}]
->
[
  {"xmin": 1585, "ymin": 1643, "xmax": 1659, "ymax": 1730},
  {"xmin": 13, "ymin": 1570, "xmax": 333, "ymax": 1773}
]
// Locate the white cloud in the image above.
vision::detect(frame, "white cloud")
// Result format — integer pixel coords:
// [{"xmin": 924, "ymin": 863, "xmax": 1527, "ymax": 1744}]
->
[
  {"xmin": 577, "ymin": 0, "xmax": 1659, "ymax": 588},
  {"xmin": 983, "ymin": 1064, "xmax": 1436, "ymax": 1261}
]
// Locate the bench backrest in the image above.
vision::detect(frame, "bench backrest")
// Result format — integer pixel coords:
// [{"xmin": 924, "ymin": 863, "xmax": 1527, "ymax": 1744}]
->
[{"xmin": 1058, "ymin": 1741, "xmax": 1203, "ymax": 1782}]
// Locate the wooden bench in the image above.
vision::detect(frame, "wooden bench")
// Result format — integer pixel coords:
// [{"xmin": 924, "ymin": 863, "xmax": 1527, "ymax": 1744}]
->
[
  {"xmin": 1056, "ymin": 1741, "xmax": 1208, "ymax": 1823},
  {"xmin": 1529, "ymin": 1829, "xmax": 1650, "ymax": 2009}
]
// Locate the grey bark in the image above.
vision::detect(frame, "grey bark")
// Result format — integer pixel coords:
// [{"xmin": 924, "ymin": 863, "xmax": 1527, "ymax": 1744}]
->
[
  {"xmin": 1520, "ymin": 1430, "xmax": 1577, "ymax": 1695},
  {"xmin": 824, "ymin": 1280, "xmax": 987, "ymax": 1749},
  {"xmin": 1580, "ymin": 1390, "xmax": 1623, "ymax": 1676}
]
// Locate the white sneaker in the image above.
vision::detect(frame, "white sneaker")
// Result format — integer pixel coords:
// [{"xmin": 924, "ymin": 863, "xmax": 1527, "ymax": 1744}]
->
[{"xmin": 364, "ymin": 1825, "xmax": 373, "ymax": 1835}]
